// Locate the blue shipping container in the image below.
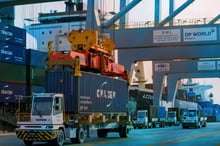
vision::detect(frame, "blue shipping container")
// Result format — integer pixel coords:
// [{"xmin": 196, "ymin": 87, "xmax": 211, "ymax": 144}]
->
[
  {"xmin": 31, "ymin": 85, "xmax": 45, "ymax": 93},
  {"xmin": 0, "ymin": 42, "xmax": 26, "ymax": 64},
  {"xmin": 0, "ymin": 82, "xmax": 26, "ymax": 103},
  {"xmin": 46, "ymin": 71, "xmax": 128, "ymax": 113},
  {"xmin": 0, "ymin": 23, "xmax": 26, "ymax": 47},
  {"xmin": 158, "ymin": 106, "xmax": 166, "ymax": 118},
  {"xmin": 26, "ymin": 49, "xmax": 48, "ymax": 68}
]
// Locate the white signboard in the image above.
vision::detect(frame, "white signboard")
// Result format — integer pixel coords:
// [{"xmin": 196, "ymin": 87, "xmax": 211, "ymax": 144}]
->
[
  {"xmin": 198, "ymin": 61, "xmax": 216, "ymax": 71},
  {"xmin": 153, "ymin": 29, "xmax": 181, "ymax": 43},
  {"xmin": 183, "ymin": 27, "xmax": 217, "ymax": 42},
  {"xmin": 155, "ymin": 63, "xmax": 170, "ymax": 72}
]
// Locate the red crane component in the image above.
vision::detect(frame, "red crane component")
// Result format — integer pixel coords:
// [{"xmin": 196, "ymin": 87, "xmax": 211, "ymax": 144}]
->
[
  {"xmin": 47, "ymin": 29, "xmax": 129, "ymax": 82},
  {"xmin": 47, "ymin": 50, "xmax": 88, "ymax": 69}
]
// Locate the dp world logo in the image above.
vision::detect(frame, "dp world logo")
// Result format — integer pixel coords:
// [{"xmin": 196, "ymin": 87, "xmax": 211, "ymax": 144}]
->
[
  {"xmin": 1, "ymin": 26, "xmax": 13, "ymax": 40},
  {"xmin": 96, "ymin": 81, "xmax": 116, "ymax": 108},
  {"xmin": 1, "ymin": 85, "xmax": 13, "ymax": 100},
  {"xmin": 0, "ymin": 46, "xmax": 13, "ymax": 60}
]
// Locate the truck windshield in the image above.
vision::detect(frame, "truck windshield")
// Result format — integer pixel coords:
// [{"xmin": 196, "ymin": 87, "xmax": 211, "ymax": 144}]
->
[
  {"xmin": 188, "ymin": 111, "xmax": 196, "ymax": 117},
  {"xmin": 137, "ymin": 111, "xmax": 147, "ymax": 118},
  {"xmin": 168, "ymin": 112, "xmax": 175, "ymax": 118},
  {"xmin": 32, "ymin": 97, "xmax": 53, "ymax": 116}
]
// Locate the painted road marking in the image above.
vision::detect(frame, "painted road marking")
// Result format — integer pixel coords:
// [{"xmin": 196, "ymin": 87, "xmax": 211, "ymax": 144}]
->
[{"xmin": 148, "ymin": 129, "xmax": 220, "ymax": 146}]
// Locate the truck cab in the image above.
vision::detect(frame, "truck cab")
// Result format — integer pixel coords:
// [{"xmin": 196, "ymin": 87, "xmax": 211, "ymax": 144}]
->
[
  {"xmin": 132, "ymin": 110, "xmax": 149, "ymax": 129},
  {"xmin": 16, "ymin": 93, "xmax": 85, "ymax": 146},
  {"xmin": 166, "ymin": 111, "xmax": 177, "ymax": 126},
  {"xmin": 182, "ymin": 109, "xmax": 207, "ymax": 129}
]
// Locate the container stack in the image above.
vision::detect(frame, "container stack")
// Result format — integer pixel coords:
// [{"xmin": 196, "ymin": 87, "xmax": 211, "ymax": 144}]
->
[
  {"xmin": 198, "ymin": 101, "xmax": 220, "ymax": 122},
  {"xmin": 0, "ymin": 23, "xmax": 47, "ymax": 115},
  {"xmin": 0, "ymin": 23, "xmax": 27, "ymax": 114},
  {"xmin": 26, "ymin": 49, "xmax": 47, "ymax": 95}
]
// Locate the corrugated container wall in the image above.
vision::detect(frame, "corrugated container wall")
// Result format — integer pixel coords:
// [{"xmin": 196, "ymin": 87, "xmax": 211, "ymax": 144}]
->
[
  {"xmin": 46, "ymin": 71, "xmax": 128, "ymax": 113},
  {"xmin": 149, "ymin": 106, "xmax": 158, "ymax": 120},
  {"xmin": 0, "ymin": 42, "xmax": 26, "ymax": 65},
  {"xmin": 0, "ymin": 61, "xmax": 26, "ymax": 83},
  {"xmin": 0, "ymin": 81, "xmax": 26, "ymax": 103},
  {"xmin": 26, "ymin": 67, "xmax": 45, "ymax": 86},
  {"xmin": 158, "ymin": 106, "xmax": 166, "ymax": 118},
  {"xmin": 26, "ymin": 49, "xmax": 47, "ymax": 68},
  {"xmin": 0, "ymin": 23, "xmax": 26, "ymax": 47}
]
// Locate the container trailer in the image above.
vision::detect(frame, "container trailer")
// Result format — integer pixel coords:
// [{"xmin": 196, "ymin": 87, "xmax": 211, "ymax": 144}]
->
[{"xmin": 16, "ymin": 70, "xmax": 131, "ymax": 146}]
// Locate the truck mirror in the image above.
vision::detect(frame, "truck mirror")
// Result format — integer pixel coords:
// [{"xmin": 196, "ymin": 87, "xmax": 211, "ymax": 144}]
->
[{"xmin": 55, "ymin": 105, "xmax": 59, "ymax": 110}]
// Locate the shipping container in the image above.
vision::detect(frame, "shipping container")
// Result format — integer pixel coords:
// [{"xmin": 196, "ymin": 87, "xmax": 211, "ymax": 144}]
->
[
  {"xmin": 0, "ymin": 82, "xmax": 26, "ymax": 103},
  {"xmin": 46, "ymin": 71, "xmax": 128, "ymax": 113},
  {"xmin": 26, "ymin": 85, "xmax": 45, "ymax": 96},
  {"xmin": 26, "ymin": 66, "xmax": 45, "ymax": 86},
  {"xmin": 0, "ymin": 42, "xmax": 26, "ymax": 65},
  {"xmin": 26, "ymin": 49, "xmax": 47, "ymax": 68},
  {"xmin": 0, "ymin": 23, "xmax": 26, "ymax": 47},
  {"xmin": 0, "ymin": 61, "xmax": 26, "ymax": 83},
  {"xmin": 31, "ymin": 85, "xmax": 45, "ymax": 93},
  {"xmin": 158, "ymin": 106, "xmax": 166, "ymax": 119}
]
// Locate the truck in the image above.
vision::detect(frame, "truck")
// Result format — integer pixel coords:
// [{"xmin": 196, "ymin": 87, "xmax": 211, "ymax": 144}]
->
[
  {"xmin": 182, "ymin": 108, "xmax": 207, "ymax": 129},
  {"xmin": 16, "ymin": 29, "xmax": 131, "ymax": 146},
  {"xmin": 16, "ymin": 71, "xmax": 131, "ymax": 146},
  {"xmin": 166, "ymin": 107, "xmax": 182, "ymax": 126},
  {"xmin": 132, "ymin": 106, "xmax": 166, "ymax": 129}
]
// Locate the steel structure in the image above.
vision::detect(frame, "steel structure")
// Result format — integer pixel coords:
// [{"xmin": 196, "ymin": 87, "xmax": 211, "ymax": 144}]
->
[
  {"xmin": 153, "ymin": 59, "xmax": 220, "ymax": 106},
  {"xmin": 1, "ymin": 0, "xmax": 220, "ymax": 107},
  {"xmin": 88, "ymin": 0, "xmax": 220, "ymax": 107},
  {"xmin": 0, "ymin": 0, "xmax": 64, "ymax": 7}
]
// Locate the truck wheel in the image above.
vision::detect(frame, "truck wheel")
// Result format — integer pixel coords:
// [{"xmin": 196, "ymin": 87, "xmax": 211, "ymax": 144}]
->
[
  {"xmin": 196, "ymin": 122, "xmax": 200, "ymax": 129},
  {"xmin": 119, "ymin": 125, "xmax": 129, "ymax": 138},
  {"xmin": 97, "ymin": 129, "xmax": 107, "ymax": 138},
  {"xmin": 51, "ymin": 129, "xmax": 64, "ymax": 146},
  {"xmin": 23, "ymin": 140, "xmax": 33, "ymax": 145},
  {"xmin": 72, "ymin": 127, "xmax": 85, "ymax": 144}
]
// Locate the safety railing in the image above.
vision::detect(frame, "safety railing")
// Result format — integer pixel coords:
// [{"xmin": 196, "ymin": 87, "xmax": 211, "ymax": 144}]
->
[{"xmin": 112, "ymin": 17, "xmax": 220, "ymax": 29}]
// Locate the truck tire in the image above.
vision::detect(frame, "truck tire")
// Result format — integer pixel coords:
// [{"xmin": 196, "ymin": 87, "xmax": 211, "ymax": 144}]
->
[
  {"xmin": 196, "ymin": 122, "xmax": 200, "ymax": 129},
  {"xmin": 51, "ymin": 129, "xmax": 64, "ymax": 146},
  {"xmin": 203, "ymin": 122, "xmax": 207, "ymax": 127},
  {"xmin": 71, "ymin": 127, "xmax": 85, "ymax": 144},
  {"xmin": 97, "ymin": 129, "xmax": 107, "ymax": 138},
  {"xmin": 23, "ymin": 140, "xmax": 33, "ymax": 145},
  {"xmin": 119, "ymin": 125, "xmax": 129, "ymax": 138}
]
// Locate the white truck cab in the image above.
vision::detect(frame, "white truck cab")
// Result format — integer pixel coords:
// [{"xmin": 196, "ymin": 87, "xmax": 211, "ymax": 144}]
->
[
  {"xmin": 133, "ymin": 110, "xmax": 149, "ymax": 129},
  {"xmin": 16, "ymin": 93, "xmax": 85, "ymax": 146},
  {"xmin": 166, "ymin": 111, "xmax": 177, "ymax": 125},
  {"xmin": 182, "ymin": 108, "xmax": 207, "ymax": 129}
]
